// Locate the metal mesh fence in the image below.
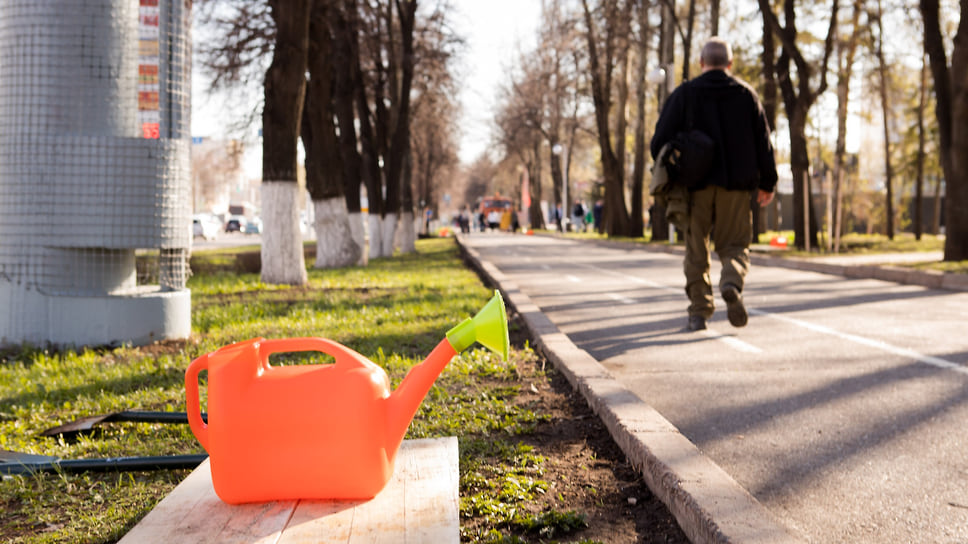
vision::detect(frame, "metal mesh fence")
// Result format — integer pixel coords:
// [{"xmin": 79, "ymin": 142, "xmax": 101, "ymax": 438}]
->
[{"xmin": 0, "ymin": 0, "xmax": 191, "ymax": 301}]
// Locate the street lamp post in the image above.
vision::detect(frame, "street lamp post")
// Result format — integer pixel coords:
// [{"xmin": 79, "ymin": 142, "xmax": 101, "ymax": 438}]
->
[{"xmin": 552, "ymin": 143, "xmax": 568, "ymax": 231}]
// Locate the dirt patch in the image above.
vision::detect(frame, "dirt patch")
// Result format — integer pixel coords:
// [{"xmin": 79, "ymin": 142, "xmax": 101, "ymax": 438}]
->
[{"xmin": 466, "ymin": 312, "xmax": 690, "ymax": 543}]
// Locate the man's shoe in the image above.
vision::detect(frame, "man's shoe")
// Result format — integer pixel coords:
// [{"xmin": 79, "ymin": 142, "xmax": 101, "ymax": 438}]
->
[
  {"xmin": 722, "ymin": 284, "xmax": 748, "ymax": 327},
  {"xmin": 687, "ymin": 315, "xmax": 707, "ymax": 331}
]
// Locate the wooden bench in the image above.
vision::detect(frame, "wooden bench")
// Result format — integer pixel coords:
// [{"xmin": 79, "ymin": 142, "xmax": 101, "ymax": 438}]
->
[{"xmin": 119, "ymin": 437, "xmax": 459, "ymax": 543}]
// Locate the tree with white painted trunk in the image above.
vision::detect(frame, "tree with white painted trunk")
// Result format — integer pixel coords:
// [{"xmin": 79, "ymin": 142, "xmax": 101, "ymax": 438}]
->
[
  {"xmin": 304, "ymin": 0, "xmax": 362, "ymax": 268},
  {"xmin": 261, "ymin": 0, "xmax": 311, "ymax": 285}
]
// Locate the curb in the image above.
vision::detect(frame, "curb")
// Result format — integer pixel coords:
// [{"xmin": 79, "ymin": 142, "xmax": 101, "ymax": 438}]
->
[{"xmin": 457, "ymin": 239, "xmax": 804, "ymax": 544}]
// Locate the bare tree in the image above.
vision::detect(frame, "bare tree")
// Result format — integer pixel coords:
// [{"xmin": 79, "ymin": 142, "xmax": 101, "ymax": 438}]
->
[
  {"xmin": 494, "ymin": 0, "xmax": 587, "ymax": 232},
  {"xmin": 832, "ymin": 0, "xmax": 866, "ymax": 252},
  {"xmin": 580, "ymin": 0, "xmax": 633, "ymax": 236},
  {"xmin": 920, "ymin": 0, "xmax": 968, "ymax": 261},
  {"xmin": 758, "ymin": 0, "xmax": 839, "ymax": 251},
  {"xmin": 870, "ymin": 0, "xmax": 896, "ymax": 239},
  {"xmin": 191, "ymin": 140, "xmax": 245, "ymax": 213},
  {"xmin": 915, "ymin": 53, "xmax": 927, "ymax": 239},
  {"xmin": 494, "ymin": 68, "xmax": 547, "ymax": 228}
]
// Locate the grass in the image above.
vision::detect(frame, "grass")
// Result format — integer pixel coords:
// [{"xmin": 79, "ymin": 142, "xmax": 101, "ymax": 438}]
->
[
  {"xmin": 755, "ymin": 231, "xmax": 946, "ymax": 254},
  {"xmin": 0, "ymin": 238, "xmax": 588, "ymax": 544}
]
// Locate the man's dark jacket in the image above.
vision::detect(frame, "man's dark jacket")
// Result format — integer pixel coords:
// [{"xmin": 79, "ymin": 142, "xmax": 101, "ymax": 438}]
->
[{"xmin": 650, "ymin": 69, "xmax": 778, "ymax": 194}]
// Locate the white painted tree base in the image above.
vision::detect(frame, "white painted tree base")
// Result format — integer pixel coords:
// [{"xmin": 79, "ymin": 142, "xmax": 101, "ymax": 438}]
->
[
  {"xmin": 396, "ymin": 211, "xmax": 416, "ymax": 254},
  {"xmin": 312, "ymin": 197, "xmax": 362, "ymax": 269},
  {"xmin": 348, "ymin": 212, "xmax": 368, "ymax": 266},
  {"xmin": 260, "ymin": 182, "xmax": 307, "ymax": 285},
  {"xmin": 380, "ymin": 213, "xmax": 397, "ymax": 257}
]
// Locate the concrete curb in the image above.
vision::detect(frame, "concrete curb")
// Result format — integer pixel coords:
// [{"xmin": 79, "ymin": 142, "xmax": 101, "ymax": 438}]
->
[{"xmin": 458, "ymin": 239, "xmax": 804, "ymax": 544}]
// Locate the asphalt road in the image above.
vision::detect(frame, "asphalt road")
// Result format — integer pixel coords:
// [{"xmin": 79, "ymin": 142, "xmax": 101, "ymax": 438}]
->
[{"xmin": 462, "ymin": 232, "xmax": 968, "ymax": 544}]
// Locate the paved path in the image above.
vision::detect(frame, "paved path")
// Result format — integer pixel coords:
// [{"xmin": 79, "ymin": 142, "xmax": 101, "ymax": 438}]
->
[{"xmin": 461, "ymin": 233, "xmax": 968, "ymax": 544}]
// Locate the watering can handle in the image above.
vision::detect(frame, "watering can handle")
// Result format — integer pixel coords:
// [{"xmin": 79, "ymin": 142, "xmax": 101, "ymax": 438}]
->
[
  {"xmin": 258, "ymin": 337, "xmax": 370, "ymax": 369},
  {"xmin": 185, "ymin": 355, "xmax": 210, "ymax": 451}
]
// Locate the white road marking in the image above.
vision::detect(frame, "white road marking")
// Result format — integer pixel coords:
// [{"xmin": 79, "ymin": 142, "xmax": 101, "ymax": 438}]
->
[
  {"xmin": 545, "ymin": 257, "xmax": 963, "ymax": 372},
  {"xmin": 700, "ymin": 329, "xmax": 763, "ymax": 353},
  {"xmin": 750, "ymin": 309, "xmax": 968, "ymax": 376},
  {"xmin": 574, "ymin": 262, "xmax": 763, "ymax": 353},
  {"xmin": 606, "ymin": 293, "xmax": 637, "ymax": 305}
]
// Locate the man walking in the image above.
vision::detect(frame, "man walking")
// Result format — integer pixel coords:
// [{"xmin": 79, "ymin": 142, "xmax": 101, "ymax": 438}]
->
[{"xmin": 650, "ymin": 37, "xmax": 778, "ymax": 331}]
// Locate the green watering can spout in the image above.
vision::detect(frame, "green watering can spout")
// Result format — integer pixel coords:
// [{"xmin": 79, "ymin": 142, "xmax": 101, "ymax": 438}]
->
[{"xmin": 445, "ymin": 290, "xmax": 509, "ymax": 360}]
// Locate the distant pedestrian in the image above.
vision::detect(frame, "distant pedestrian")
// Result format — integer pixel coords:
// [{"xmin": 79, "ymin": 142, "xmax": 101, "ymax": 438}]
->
[
  {"xmin": 571, "ymin": 200, "xmax": 585, "ymax": 232},
  {"xmin": 650, "ymin": 37, "xmax": 778, "ymax": 332},
  {"xmin": 553, "ymin": 203, "xmax": 564, "ymax": 232},
  {"xmin": 458, "ymin": 205, "xmax": 471, "ymax": 233},
  {"xmin": 487, "ymin": 209, "xmax": 501, "ymax": 231}
]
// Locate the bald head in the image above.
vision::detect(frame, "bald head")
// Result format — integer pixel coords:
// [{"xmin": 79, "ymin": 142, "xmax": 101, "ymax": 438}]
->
[{"xmin": 700, "ymin": 37, "xmax": 733, "ymax": 71}]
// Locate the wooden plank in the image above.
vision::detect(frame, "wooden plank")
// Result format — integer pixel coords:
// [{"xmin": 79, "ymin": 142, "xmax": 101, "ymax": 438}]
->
[
  {"xmin": 403, "ymin": 438, "xmax": 460, "ymax": 543},
  {"xmin": 120, "ymin": 438, "xmax": 459, "ymax": 544},
  {"xmin": 118, "ymin": 458, "xmax": 296, "ymax": 544},
  {"xmin": 277, "ymin": 437, "xmax": 459, "ymax": 544}
]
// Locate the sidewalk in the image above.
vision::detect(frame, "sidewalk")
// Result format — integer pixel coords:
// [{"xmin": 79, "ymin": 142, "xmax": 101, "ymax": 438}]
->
[{"xmin": 458, "ymin": 234, "xmax": 967, "ymax": 544}]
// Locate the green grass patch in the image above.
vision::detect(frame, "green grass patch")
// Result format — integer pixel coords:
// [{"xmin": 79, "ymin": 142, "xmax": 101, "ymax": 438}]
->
[
  {"xmin": 0, "ymin": 238, "xmax": 585, "ymax": 544},
  {"xmin": 756, "ymin": 231, "xmax": 945, "ymax": 254}
]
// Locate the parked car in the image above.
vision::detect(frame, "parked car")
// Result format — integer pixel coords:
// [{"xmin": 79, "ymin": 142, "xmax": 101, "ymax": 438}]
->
[
  {"xmin": 244, "ymin": 217, "xmax": 263, "ymax": 234},
  {"xmin": 224, "ymin": 216, "xmax": 245, "ymax": 233},
  {"xmin": 193, "ymin": 214, "xmax": 219, "ymax": 240}
]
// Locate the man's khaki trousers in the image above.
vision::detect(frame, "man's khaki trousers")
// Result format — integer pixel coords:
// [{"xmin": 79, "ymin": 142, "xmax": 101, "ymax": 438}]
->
[{"xmin": 683, "ymin": 185, "xmax": 753, "ymax": 319}]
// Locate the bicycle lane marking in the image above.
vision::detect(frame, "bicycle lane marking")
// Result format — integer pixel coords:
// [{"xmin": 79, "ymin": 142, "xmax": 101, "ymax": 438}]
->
[
  {"xmin": 570, "ymin": 261, "xmax": 764, "ymax": 354},
  {"xmin": 572, "ymin": 258, "xmax": 965, "ymax": 371},
  {"xmin": 749, "ymin": 308, "xmax": 968, "ymax": 377}
]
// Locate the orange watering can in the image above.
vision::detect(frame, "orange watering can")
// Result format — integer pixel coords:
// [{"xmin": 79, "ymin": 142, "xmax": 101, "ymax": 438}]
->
[{"xmin": 185, "ymin": 291, "xmax": 509, "ymax": 504}]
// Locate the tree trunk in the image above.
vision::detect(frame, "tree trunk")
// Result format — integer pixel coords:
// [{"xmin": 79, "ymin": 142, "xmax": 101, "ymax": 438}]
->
[
  {"xmin": 581, "ymin": 0, "xmax": 631, "ymax": 237},
  {"xmin": 788, "ymin": 109, "xmax": 820, "ymax": 250},
  {"xmin": 550, "ymin": 145, "xmax": 563, "ymax": 229},
  {"xmin": 948, "ymin": 11, "xmax": 968, "ymax": 260},
  {"xmin": 313, "ymin": 197, "xmax": 362, "ymax": 267},
  {"xmin": 710, "ymin": 0, "xmax": 720, "ymax": 36},
  {"xmin": 261, "ymin": 0, "xmax": 311, "ymax": 286},
  {"xmin": 682, "ymin": 0, "xmax": 695, "ymax": 82},
  {"xmin": 920, "ymin": 0, "xmax": 967, "ymax": 261},
  {"xmin": 759, "ymin": 0, "xmax": 836, "ymax": 250},
  {"xmin": 873, "ymin": 0, "xmax": 894, "ymax": 239},
  {"xmin": 650, "ymin": 0, "xmax": 676, "ymax": 242},
  {"xmin": 629, "ymin": 0, "xmax": 651, "ymax": 238},
  {"xmin": 397, "ymin": 147, "xmax": 416, "ymax": 253},
  {"xmin": 528, "ymin": 156, "xmax": 545, "ymax": 230},
  {"xmin": 760, "ymin": 9, "xmax": 779, "ymax": 232},
  {"xmin": 304, "ymin": 0, "xmax": 362, "ymax": 269},
  {"xmin": 332, "ymin": 0, "xmax": 368, "ymax": 265},
  {"xmin": 833, "ymin": 0, "xmax": 863, "ymax": 252},
  {"xmin": 915, "ymin": 54, "xmax": 927, "ymax": 240},
  {"xmin": 381, "ymin": 0, "xmax": 417, "ymax": 256}
]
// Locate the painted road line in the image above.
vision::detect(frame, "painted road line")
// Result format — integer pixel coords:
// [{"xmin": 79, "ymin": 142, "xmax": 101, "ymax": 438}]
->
[
  {"xmin": 607, "ymin": 293, "xmax": 637, "ymax": 305},
  {"xmin": 700, "ymin": 329, "xmax": 763, "ymax": 353},
  {"xmin": 573, "ymin": 262, "xmax": 763, "ymax": 354},
  {"xmin": 750, "ymin": 308, "xmax": 968, "ymax": 376}
]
